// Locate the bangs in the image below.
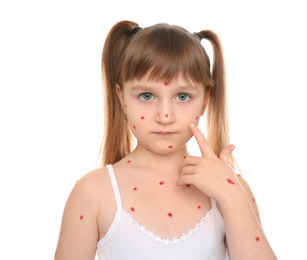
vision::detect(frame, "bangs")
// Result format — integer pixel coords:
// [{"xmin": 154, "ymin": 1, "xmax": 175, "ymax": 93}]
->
[{"xmin": 119, "ymin": 24, "xmax": 213, "ymax": 87}]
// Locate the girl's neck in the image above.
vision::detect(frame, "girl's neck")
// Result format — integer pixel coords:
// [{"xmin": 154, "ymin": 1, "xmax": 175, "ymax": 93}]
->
[{"xmin": 129, "ymin": 143, "xmax": 189, "ymax": 174}]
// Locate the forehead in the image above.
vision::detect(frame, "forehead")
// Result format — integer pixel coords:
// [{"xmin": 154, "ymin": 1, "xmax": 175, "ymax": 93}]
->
[{"xmin": 124, "ymin": 73, "xmax": 204, "ymax": 90}]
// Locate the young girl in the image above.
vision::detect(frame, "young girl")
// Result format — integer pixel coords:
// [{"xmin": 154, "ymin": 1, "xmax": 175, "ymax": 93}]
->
[{"xmin": 55, "ymin": 21, "xmax": 276, "ymax": 259}]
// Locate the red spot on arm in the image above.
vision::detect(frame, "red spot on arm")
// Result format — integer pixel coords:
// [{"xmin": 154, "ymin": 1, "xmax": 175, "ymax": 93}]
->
[
  {"xmin": 255, "ymin": 236, "xmax": 260, "ymax": 241},
  {"xmin": 159, "ymin": 181, "xmax": 165, "ymax": 185},
  {"xmin": 168, "ymin": 145, "xmax": 173, "ymax": 149},
  {"xmin": 168, "ymin": 213, "xmax": 173, "ymax": 217},
  {"xmin": 227, "ymin": 178, "xmax": 235, "ymax": 185},
  {"xmin": 80, "ymin": 215, "xmax": 83, "ymax": 220},
  {"xmin": 131, "ymin": 207, "xmax": 135, "ymax": 211}
]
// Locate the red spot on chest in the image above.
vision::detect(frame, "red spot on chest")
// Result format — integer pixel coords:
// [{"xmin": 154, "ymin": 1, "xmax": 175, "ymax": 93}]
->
[
  {"xmin": 197, "ymin": 206, "xmax": 201, "ymax": 209},
  {"xmin": 227, "ymin": 178, "xmax": 235, "ymax": 185},
  {"xmin": 133, "ymin": 187, "xmax": 137, "ymax": 191},
  {"xmin": 159, "ymin": 181, "xmax": 165, "ymax": 185},
  {"xmin": 80, "ymin": 215, "xmax": 83, "ymax": 220},
  {"xmin": 168, "ymin": 213, "xmax": 173, "ymax": 217}
]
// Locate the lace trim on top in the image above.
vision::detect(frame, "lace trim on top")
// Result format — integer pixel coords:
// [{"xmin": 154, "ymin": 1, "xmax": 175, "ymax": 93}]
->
[{"xmin": 122, "ymin": 208, "xmax": 214, "ymax": 246}]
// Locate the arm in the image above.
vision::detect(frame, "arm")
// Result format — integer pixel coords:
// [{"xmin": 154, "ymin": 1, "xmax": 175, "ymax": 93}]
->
[
  {"xmin": 178, "ymin": 123, "xmax": 277, "ymax": 259},
  {"xmin": 55, "ymin": 171, "xmax": 101, "ymax": 260},
  {"xmin": 221, "ymin": 175, "xmax": 276, "ymax": 259}
]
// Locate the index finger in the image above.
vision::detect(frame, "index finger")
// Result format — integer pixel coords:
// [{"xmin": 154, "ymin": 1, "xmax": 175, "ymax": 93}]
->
[{"xmin": 190, "ymin": 123, "xmax": 216, "ymax": 157}]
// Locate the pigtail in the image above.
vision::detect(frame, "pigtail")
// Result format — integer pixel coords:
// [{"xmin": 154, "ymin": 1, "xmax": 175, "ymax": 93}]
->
[
  {"xmin": 198, "ymin": 30, "xmax": 237, "ymax": 170},
  {"xmin": 98, "ymin": 21, "xmax": 138, "ymax": 167}
]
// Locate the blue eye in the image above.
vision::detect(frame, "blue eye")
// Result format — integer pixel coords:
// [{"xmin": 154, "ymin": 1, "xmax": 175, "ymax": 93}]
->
[
  {"xmin": 140, "ymin": 93, "xmax": 154, "ymax": 101},
  {"xmin": 177, "ymin": 93, "xmax": 191, "ymax": 102}
]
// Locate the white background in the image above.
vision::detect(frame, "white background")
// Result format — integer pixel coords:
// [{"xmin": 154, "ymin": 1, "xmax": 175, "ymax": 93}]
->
[{"xmin": 1, "ymin": 0, "xmax": 306, "ymax": 259}]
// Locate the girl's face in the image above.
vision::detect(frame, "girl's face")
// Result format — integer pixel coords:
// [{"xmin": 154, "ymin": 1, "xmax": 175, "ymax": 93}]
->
[{"xmin": 117, "ymin": 74, "xmax": 209, "ymax": 155}]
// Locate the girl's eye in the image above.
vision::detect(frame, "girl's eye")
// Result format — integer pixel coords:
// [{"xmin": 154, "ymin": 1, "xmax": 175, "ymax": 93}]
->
[
  {"xmin": 139, "ymin": 93, "xmax": 154, "ymax": 101},
  {"xmin": 176, "ymin": 93, "xmax": 191, "ymax": 102}
]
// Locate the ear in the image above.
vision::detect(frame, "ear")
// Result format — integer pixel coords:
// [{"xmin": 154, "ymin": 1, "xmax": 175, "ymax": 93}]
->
[
  {"xmin": 201, "ymin": 88, "xmax": 211, "ymax": 115},
  {"xmin": 116, "ymin": 84, "xmax": 127, "ymax": 114}
]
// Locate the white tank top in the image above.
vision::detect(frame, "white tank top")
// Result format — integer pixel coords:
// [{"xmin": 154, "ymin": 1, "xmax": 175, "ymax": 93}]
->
[{"xmin": 97, "ymin": 165, "xmax": 229, "ymax": 260}]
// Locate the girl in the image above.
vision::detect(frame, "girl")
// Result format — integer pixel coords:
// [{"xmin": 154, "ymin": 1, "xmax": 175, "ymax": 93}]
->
[{"xmin": 55, "ymin": 21, "xmax": 276, "ymax": 259}]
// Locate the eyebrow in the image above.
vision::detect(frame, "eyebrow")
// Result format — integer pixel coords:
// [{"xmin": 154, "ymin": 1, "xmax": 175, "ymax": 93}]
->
[{"xmin": 130, "ymin": 85, "xmax": 199, "ymax": 91}]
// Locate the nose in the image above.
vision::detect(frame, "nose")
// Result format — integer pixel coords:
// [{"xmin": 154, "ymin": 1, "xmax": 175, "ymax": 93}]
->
[{"xmin": 155, "ymin": 101, "xmax": 175, "ymax": 124}]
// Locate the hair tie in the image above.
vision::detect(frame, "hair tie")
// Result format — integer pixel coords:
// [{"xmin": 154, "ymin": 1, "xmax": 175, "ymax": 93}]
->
[
  {"xmin": 193, "ymin": 32, "xmax": 202, "ymax": 41},
  {"xmin": 132, "ymin": 26, "xmax": 142, "ymax": 34}
]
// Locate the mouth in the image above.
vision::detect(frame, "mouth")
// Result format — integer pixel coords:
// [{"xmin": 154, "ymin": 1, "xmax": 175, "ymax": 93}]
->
[{"xmin": 153, "ymin": 131, "xmax": 176, "ymax": 136}]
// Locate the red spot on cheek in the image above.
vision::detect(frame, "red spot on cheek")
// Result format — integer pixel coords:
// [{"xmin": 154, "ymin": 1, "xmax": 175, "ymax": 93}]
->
[
  {"xmin": 186, "ymin": 184, "xmax": 191, "ymax": 187},
  {"xmin": 168, "ymin": 213, "xmax": 173, "ymax": 217},
  {"xmin": 141, "ymin": 116, "xmax": 145, "ymax": 120},
  {"xmin": 80, "ymin": 215, "xmax": 83, "ymax": 220},
  {"xmin": 127, "ymin": 160, "xmax": 131, "ymax": 163},
  {"xmin": 197, "ymin": 206, "xmax": 201, "ymax": 209},
  {"xmin": 227, "ymin": 178, "xmax": 235, "ymax": 185},
  {"xmin": 164, "ymin": 82, "xmax": 168, "ymax": 86},
  {"xmin": 168, "ymin": 145, "xmax": 173, "ymax": 149},
  {"xmin": 133, "ymin": 125, "xmax": 136, "ymax": 129},
  {"xmin": 165, "ymin": 114, "xmax": 168, "ymax": 118},
  {"xmin": 133, "ymin": 187, "xmax": 137, "ymax": 191},
  {"xmin": 159, "ymin": 181, "xmax": 165, "ymax": 185},
  {"xmin": 255, "ymin": 237, "xmax": 260, "ymax": 241},
  {"xmin": 131, "ymin": 207, "xmax": 135, "ymax": 212},
  {"xmin": 196, "ymin": 116, "xmax": 199, "ymax": 120},
  {"xmin": 183, "ymin": 156, "xmax": 186, "ymax": 159},
  {"xmin": 252, "ymin": 198, "xmax": 256, "ymax": 202}
]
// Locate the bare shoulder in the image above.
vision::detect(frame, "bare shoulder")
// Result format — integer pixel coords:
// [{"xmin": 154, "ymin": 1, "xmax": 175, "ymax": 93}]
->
[{"xmin": 55, "ymin": 167, "xmax": 113, "ymax": 259}]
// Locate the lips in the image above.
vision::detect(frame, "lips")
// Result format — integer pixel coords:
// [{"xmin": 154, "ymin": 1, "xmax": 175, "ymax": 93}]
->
[{"xmin": 153, "ymin": 131, "xmax": 176, "ymax": 136}]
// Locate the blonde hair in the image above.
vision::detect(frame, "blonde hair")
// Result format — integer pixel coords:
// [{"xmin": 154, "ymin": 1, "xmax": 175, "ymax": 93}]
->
[{"xmin": 98, "ymin": 20, "xmax": 236, "ymax": 169}]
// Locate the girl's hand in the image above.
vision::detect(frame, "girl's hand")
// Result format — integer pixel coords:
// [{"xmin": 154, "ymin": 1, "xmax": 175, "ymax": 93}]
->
[{"xmin": 177, "ymin": 123, "xmax": 240, "ymax": 204}]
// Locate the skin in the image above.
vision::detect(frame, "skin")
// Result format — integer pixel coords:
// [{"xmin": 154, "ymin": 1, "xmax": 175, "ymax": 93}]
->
[{"xmin": 55, "ymin": 74, "xmax": 276, "ymax": 259}]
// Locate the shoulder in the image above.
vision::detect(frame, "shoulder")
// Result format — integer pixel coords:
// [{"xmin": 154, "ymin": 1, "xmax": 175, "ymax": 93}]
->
[
  {"xmin": 56, "ymin": 167, "xmax": 113, "ymax": 258},
  {"xmin": 68, "ymin": 167, "xmax": 114, "ymax": 211}
]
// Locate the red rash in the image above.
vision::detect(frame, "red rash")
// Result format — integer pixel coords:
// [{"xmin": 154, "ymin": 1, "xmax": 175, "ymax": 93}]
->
[
  {"xmin": 164, "ymin": 82, "xmax": 168, "ymax": 86},
  {"xmin": 131, "ymin": 207, "xmax": 135, "ymax": 212},
  {"xmin": 133, "ymin": 125, "xmax": 136, "ymax": 129},
  {"xmin": 168, "ymin": 145, "xmax": 173, "ymax": 149},
  {"xmin": 141, "ymin": 116, "xmax": 145, "ymax": 120},
  {"xmin": 133, "ymin": 187, "xmax": 137, "ymax": 191},
  {"xmin": 127, "ymin": 160, "xmax": 131, "ymax": 163},
  {"xmin": 255, "ymin": 237, "xmax": 260, "ymax": 241},
  {"xmin": 165, "ymin": 114, "xmax": 168, "ymax": 117},
  {"xmin": 159, "ymin": 181, "xmax": 165, "ymax": 185},
  {"xmin": 80, "ymin": 215, "xmax": 83, "ymax": 220},
  {"xmin": 227, "ymin": 178, "xmax": 235, "ymax": 185},
  {"xmin": 168, "ymin": 213, "xmax": 173, "ymax": 217}
]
